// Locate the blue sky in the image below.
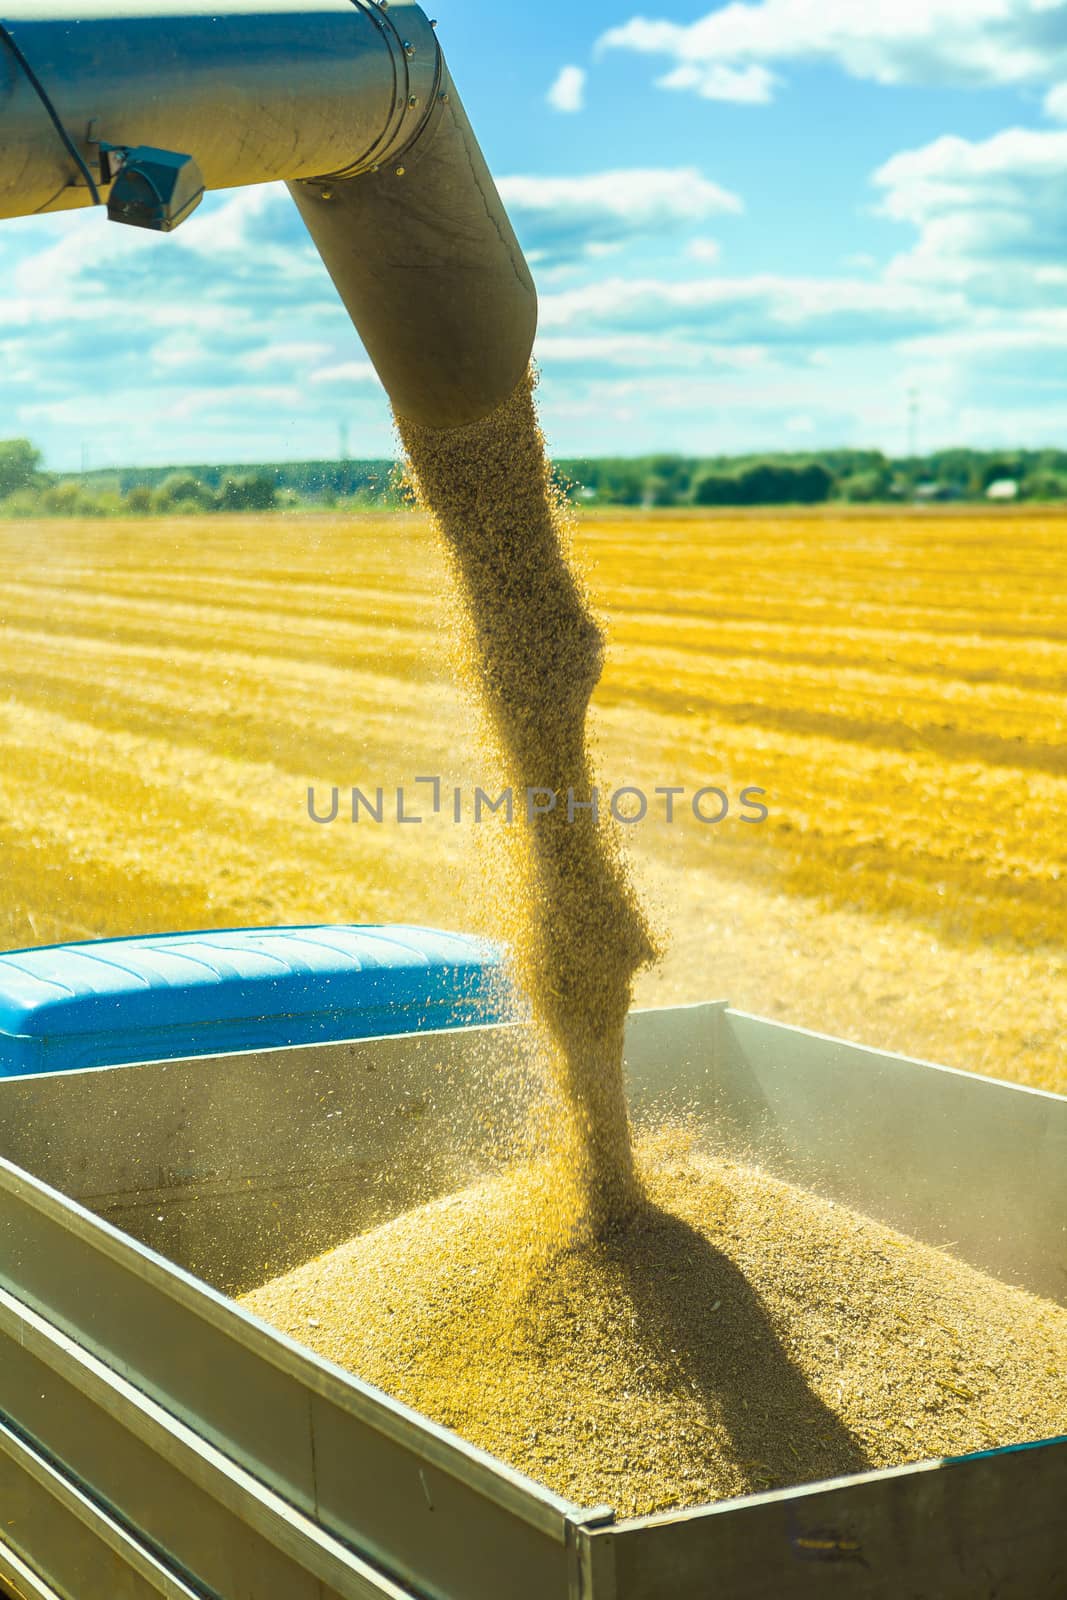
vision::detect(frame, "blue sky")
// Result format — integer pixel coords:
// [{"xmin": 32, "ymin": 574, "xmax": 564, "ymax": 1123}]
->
[{"xmin": 5, "ymin": 0, "xmax": 1067, "ymax": 468}]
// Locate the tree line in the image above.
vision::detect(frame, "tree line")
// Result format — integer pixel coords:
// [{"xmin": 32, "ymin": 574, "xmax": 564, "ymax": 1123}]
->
[
  {"xmin": 553, "ymin": 448, "xmax": 1067, "ymax": 506},
  {"xmin": 3, "ymin": 437, "xmax": 1067, "ymax": 517},
  {"xmin": 0, "ymin": 441, "xmax": 401, "ymax": 517}
]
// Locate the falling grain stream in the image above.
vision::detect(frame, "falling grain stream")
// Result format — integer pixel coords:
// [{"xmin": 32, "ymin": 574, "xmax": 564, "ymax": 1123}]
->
[{"xmin": 398, "ymin": 368, "xmax": 657, "ymax": 1234}]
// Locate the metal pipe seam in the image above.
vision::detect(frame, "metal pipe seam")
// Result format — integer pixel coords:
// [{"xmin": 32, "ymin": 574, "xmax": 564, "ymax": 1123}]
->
[{"xmin": 314, "ymin": 0, "xmax": 442, "ymax": 183}]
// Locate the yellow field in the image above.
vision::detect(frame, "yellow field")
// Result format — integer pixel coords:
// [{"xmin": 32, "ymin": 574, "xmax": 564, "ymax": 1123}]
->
[{"xmin": 0, "ymin": 506, "xmax": 1063, "ymax": 1092}]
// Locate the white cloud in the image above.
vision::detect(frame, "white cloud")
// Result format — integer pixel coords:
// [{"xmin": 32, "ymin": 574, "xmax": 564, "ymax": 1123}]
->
[
  {"xmin": 535, "ymin": 332, "xmax": 769, "ymax": 369},
  {"xmin": 538, "ymin": 271, "xmax": 961, "ymax": 343},
  {"xmin": 547, "ymin": 64, "xmax": 587, "ymax": 112},
  {"xmin": 238, "ymin": 341, "xmax": 334, "ymax": 375},
  {"xmin": 498, "ymin": 167, "xmax": 741, "ymax": 266},
  {"xmin": 534, "ymin": 315, "xmax": 1067, "ymax": 453},
  {"xmin": 658, "ymin": 62, "xmax": 778, "ymax": 102},
  {"xmin": 687, "ymin": 237, "xmax": 722, "ymax": 262},
  {"xmin": 875, "ymin": 128, "xmax": 1067, "ymax": 222},
  {"xmin": 308, "ymin": 361, "xmax": 381, "ymax": 386},
  {"xmin": 598, "ymin": 0, "xmax": 1067, "ymax": 103},
  {"xmin": 499, "ymin": 168, "xmax": 741, "ymax": 220},
  {"xmin": 150, "ymin": 331, "xmax": 214, "ymax": 375},
  {"xmin": 904, "ymin": 317, "xmax": 1067, "ymax": 365},
  {"xmin": 873, "ymin": 128, "xmax": 1067, "ymax": 302},
  {"xmin": 1044, "ymin": 81, "xmax": 1067, "ymax": 119},
  {"xmin": 164, "ymin": 384, "xmax": 301, "ymax": 423},
  {"xmin": 536, "ymin": 354, "xmax": 907, "ymax": 455}
]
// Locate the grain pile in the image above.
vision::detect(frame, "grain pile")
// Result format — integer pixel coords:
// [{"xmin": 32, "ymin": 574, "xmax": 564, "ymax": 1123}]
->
[
  {"xmin": 397, "ymin": 369, "xmax": 656, "ymax": 1235},
  {"xmin": 242, "ymin": 1126, "xmax": 1067, "ymax": 1516}
]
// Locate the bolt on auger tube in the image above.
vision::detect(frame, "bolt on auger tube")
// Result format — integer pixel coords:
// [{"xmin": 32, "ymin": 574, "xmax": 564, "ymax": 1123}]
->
[{"xmin": 0, "ymin": 0, "xmax": 536, "ymax": 428}]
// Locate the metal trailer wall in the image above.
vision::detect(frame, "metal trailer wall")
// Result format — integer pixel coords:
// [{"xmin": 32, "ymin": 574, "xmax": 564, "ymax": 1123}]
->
[{"xmin": 0, "ymin": 1003, "xmax": 1064, "ymax": 1597}]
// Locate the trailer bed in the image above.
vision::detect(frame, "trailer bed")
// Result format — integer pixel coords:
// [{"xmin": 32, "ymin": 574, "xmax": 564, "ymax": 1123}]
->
[{"xmin": 0, "ymin": 1003, "xmax": 1063, "ymax": 1599}]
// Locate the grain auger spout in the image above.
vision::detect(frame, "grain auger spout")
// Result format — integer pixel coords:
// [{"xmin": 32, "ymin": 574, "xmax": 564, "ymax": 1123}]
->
[{"xmin": 0, "ymin": 0, "xmax": 537, "ymax": 429}]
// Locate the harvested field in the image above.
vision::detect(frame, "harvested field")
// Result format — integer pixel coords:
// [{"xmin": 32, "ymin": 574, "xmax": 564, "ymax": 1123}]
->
[{"xmin": 0, "ymin": 505, "xmax": 1063, "ymax": 1092}]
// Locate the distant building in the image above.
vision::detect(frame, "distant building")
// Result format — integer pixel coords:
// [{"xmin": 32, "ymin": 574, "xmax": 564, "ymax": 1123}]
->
[
  {"xmin": 986, "ymin": 478, "xmax": 1019, "ymax": 502},
  {"xmin": 914, "ymin": 481, "xmax": 960, "ymax": 503}
]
